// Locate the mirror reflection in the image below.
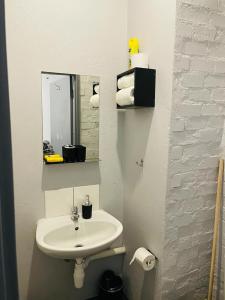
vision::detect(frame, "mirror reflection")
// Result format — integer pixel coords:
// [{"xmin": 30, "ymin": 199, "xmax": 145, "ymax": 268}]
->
[{"xmin": 42, "ymin": 72, "xmax": 100, "ymax": 164}]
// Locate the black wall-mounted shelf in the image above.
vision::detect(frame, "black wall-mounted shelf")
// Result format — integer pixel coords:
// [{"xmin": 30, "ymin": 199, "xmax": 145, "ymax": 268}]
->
[
  {"xmin": 117, "ymin": 67, "xmax": 156, "ymax": 109},
  {"xmin": 93, "ymin": 83, "xmax": 99, "ymax": 95}
]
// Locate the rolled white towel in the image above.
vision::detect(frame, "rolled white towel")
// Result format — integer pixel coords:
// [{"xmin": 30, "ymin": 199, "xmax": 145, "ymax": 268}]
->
[
  {"xmin": 116, "ymin": 86, "xmax": 134, "ymax": 107},
  {"xmin": 94, "ymin": 84, "xmax": 100, "ymax": 94},
  {"xmin": 117, "ymin": 73, "xmax": 135, "ymax": 90},
  {"xmin": 90, "ymin": 94, "xmax": 99, "ymax": 108}
]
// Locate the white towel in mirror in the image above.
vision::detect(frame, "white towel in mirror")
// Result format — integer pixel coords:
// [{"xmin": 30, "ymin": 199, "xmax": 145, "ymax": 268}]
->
[{"xmin": 90, "ymin": 94, "xmax": 99, "ymax": 108}]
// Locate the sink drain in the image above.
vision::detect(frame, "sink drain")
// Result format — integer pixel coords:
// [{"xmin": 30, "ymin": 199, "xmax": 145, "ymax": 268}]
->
[{"xmin": 74, "ymin": 244, "xmax": 83, "ymax": 248}]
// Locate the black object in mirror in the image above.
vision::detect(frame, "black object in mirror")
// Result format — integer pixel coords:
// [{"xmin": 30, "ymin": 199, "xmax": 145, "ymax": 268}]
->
[
  {"xmin": 75, "ymin": 145, "xmax": 86, "ymax": 162},
  {"xmin": 62, "ymin": 145, "xmax": 76, "ymax": 163},
  {"xmin": 62, "ymin": 144, "xmax": 86, "ymax": 163}
]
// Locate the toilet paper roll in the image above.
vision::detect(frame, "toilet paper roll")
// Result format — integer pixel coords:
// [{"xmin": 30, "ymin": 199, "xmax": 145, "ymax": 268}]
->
[
  {"xmin": 118, "ymin": 73, "xmax": 135, "ymax": 90},
  {"xmin": 131, "ymin": 53, "xmax": 149, "ymax": 69},
  {"xmin": 130, "ymin": 247, "xmax": 155, "ymax": 271},
  {"xmin": 116, "ymin": 86, "xmax": 134, "ymax": 107}
]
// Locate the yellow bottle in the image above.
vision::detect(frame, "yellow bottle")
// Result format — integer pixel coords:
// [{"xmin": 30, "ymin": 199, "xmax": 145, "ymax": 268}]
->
[
  {"xmin": 44, "ymin": 154, "xmax": 64, "ymax": 163},
  {"xmin": 128, "ymin": 38, "xmax": 139, "ymax": 68}
]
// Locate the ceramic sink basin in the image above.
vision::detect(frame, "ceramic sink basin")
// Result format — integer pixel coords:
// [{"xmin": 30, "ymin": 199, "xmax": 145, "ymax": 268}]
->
[{"xmin": 36, "ymin": 210, "xmax": 123, "ymax": 259}]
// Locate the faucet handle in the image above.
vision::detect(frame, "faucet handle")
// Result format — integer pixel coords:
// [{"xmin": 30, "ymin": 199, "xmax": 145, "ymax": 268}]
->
[{"xmin": 71, "ymin": 206, "xmax": 78, "ymax": 214}]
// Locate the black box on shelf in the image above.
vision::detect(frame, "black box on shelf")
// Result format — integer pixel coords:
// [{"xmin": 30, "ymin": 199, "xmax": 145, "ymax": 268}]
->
[{"xmin": 117, "ymin": 67, "xmax": 156, "ymax": 109}]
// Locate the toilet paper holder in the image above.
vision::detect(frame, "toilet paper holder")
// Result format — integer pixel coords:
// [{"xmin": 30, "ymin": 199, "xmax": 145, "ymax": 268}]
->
[
  {"xmin": 136, "ymin": 159, "xmax": 144, "ymax": 167},
  {"xmin": 129, "ymin": 247, "xmax": 157, "ymax": 272}
]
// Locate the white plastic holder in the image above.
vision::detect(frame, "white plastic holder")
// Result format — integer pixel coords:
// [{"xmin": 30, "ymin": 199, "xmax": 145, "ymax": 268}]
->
[
  {"xmin": 129, "ymin": 247, "xmax": 156, "ymax": 271},
  {"xmin": 73, "ymin": 246, "xmax": 126, "ymax": 288},
  {"xmin": 74, "ymin": 258, "xmax": 85, "ymax": 288}
]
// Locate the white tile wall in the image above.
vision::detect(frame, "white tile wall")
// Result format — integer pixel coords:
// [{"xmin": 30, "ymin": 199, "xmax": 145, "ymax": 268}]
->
[
  {"xmin": 45, "ymin": 187, "xmax": 73, "ymax": 217},
  {"xmin": 44, "ymin": 185, "xmax": 99, "ymax": 217},
  {"xmin": 74, "ymin": 185, "xmax": 99, "ymax": 211}
]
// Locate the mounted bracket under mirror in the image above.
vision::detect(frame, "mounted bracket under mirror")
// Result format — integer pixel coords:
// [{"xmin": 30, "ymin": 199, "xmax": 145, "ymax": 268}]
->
[{"xmin": 41, "ymin": 72, "xmax": 100, "ymax": 164}]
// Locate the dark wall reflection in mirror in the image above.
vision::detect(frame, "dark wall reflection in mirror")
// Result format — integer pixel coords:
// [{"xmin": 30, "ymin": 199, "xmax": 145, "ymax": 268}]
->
[{"xmin": 42, "ymin": 72, "xmax": 100, "ymax": 164}]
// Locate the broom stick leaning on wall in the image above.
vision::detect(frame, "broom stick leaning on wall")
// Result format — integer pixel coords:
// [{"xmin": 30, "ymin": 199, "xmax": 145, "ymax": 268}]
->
[{"xmin": 207, "ymin": 159, "xmax": 224, "ymax": 300}]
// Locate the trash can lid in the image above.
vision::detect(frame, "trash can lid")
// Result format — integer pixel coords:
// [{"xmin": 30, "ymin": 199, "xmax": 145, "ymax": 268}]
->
[{"xmin": 99, "ymin": 271, "xmax": 123, "ymax": 293}]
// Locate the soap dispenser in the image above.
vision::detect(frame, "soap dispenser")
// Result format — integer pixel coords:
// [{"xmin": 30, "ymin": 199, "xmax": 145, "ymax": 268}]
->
[{"xmin": 82, "ymin": 194, "xmax": 92, "ymax": 219}]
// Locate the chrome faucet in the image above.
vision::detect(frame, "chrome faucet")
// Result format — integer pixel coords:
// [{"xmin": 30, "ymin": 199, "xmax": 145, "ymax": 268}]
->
[{"xmin": 71, "ymin": 206, "xmax": 79, "ymax": 230}]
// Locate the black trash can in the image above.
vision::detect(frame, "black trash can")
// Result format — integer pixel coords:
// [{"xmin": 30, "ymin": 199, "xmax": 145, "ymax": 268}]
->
[
  {"xmin": 99, "ymin": 270, "xmax": 123, "ymax": 300},
  {"xmin": 75, "ymin": 145, "xmax": 86, "ymax": 162}
]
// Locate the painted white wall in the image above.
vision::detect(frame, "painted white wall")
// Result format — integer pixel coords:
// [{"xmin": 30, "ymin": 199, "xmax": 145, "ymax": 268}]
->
[
  {"xmin": 5, "ymin": 1, "xmax": 127, "ymax": 299},
  {"xmin": 122, "ymin": 1, "xmax": 177, "ymax": 299}
]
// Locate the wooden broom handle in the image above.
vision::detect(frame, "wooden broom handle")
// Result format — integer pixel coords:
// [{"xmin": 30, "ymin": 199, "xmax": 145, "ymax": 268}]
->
[{"xmin": 208, "ymin": 159, "xmax": 224, "ymax": 300}]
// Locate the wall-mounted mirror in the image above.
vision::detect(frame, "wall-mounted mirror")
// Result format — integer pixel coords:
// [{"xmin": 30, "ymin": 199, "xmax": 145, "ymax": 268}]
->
[{"xmin": 42, "ymin": 72, "xmax": 100, "ymax": 164}]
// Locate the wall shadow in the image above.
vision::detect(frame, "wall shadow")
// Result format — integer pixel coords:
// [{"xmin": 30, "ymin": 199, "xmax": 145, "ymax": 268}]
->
[
  {"xmin": 28, "ymin": 242, "xmax": 124, "ymax": 300},
  {"xmin": 42, "ymin": 161, "xmax": 100, "ymax": 190},
  {"xmin": 118, "ymin": 107, "xmax": 156, "ymax": 300}
]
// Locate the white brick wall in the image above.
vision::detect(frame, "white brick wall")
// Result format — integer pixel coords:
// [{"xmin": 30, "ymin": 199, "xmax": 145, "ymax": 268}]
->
[
  {"xmin": 162, "ymin": 0, "xmax": 225, "ymax": 299},
  {"xmin": 80, "ymin": 75, "xmax": 99, "ymax": 161}
]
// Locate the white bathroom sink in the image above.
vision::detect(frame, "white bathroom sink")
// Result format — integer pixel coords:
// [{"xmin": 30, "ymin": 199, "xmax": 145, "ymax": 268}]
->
[{"xmin": 36, "ymin": 210, "xmax": 123, "ymax": 259}]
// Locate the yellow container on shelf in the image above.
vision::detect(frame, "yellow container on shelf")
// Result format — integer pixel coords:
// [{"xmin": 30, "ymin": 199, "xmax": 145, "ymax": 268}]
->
[
  {"xmin": 44, "ymin": 154, "xmax": 64, "ymax": 163},
  {"xmin": 129, "ymin": 38, "xmax": 139, "ymax": 55},
  {"xmin": 128, "ymin": 37, "xmax": 139, "ymax": 68}
]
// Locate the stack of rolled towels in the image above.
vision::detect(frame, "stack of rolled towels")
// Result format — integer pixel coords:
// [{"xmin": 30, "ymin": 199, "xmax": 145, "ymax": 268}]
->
[
  {"xmin": 90, "ymin": 84, "xmax": 100, "ymax": 108},
  {"xmin": 116, "ymin": 73, "xmax": 135, "ymax": 107}
]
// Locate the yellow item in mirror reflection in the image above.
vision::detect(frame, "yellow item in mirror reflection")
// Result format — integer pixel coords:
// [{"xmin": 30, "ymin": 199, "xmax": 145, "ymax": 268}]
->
[{"xmin": 44, "ymin": 154, "xmax": 64, "ymax": 163}]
